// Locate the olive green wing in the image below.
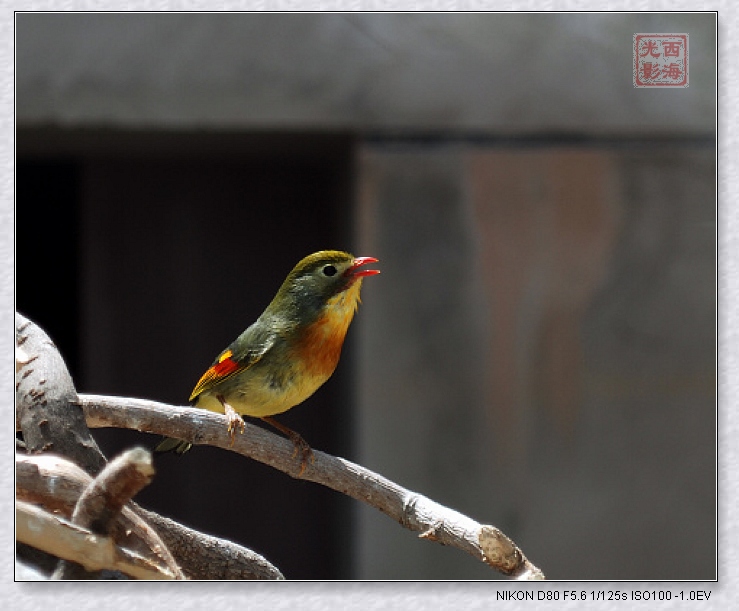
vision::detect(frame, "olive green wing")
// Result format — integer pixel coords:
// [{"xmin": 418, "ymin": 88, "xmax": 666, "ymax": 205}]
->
[{"xmin": 188, "ymin": 323, "xmax": 274, "ymax": 401}]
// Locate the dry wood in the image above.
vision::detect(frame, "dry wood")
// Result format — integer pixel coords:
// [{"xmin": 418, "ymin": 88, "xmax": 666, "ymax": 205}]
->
[
  {"xmin": 17, "ymin": 453, "xmax": 182, "ymax": 580},
  {"xmin": 16, "ymin": 311, "xmax": 543, "ymax": 579},
  {"xmin": 16, "ymin": 453, "xmax": 284, "ymax": 580},
  {"xmin": 17, "ymin": 500, "xmax": 174, "ymax": 580},
  {"xmin": 15, "ymin": 312, "xmax": 106, "ymax": 475},
  {"xmin": 81, "ymin": 394, "xmax": 545, "ymax": 579},
  {"xmin": 51, "ymin": 447, "xmax": 172, "ymax": 579},
  {"xmin": 16, "ymin": 313, "xmax": 284, "ymax": 580}
]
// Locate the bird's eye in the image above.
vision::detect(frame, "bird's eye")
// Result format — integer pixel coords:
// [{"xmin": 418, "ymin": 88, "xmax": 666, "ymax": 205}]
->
[{"xmin": 322, "ymin": 265, "xmax": 337, "ymax": 277}]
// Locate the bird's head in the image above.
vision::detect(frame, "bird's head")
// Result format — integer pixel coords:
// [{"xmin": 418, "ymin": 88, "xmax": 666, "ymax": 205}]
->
[{"xmin": 267, "ymin": 250, "xmax": 380, "ymax": 323}]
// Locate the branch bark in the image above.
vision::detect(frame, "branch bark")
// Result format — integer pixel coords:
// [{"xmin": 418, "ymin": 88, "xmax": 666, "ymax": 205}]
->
[
  {"xmin": 15, "ymin": 312, "xmax": 106, "ymax": 475},
  {"xmin": 16, "ymin": 453, "xmax": 284, "ymax": 580},
  {"xmin": 81, "ymin": 394, "xmax": 545, "ymax": 580},
  {"xmin": 50, "ymin": 446, "xmax": 176, "ymax": 580},
  {"xmin": 16, "ymin": 311, "xmax": 543, "ymax": 579},
  {"xmin": 17, "ymin": 501, "xmax": 175, "ymax": 580},
  {"xmin": 16, "ymin": 312, "xmax": 284, "ymax": 580}
]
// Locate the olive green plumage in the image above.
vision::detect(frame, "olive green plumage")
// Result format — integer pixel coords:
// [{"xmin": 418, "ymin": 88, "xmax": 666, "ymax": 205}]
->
[{"xmin": 154, "ymin": 250, "xmax": 379, "ymax": 460}]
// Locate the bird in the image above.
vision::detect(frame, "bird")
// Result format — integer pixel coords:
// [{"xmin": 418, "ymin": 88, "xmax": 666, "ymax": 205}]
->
[{"xmin": 154, "ymin": 250, "xmax": 380, "ymax": 474}]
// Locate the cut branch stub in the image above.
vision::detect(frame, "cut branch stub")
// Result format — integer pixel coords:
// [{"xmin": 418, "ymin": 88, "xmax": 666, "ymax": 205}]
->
[
  {"xmin": 15, "ymin": 312, "xmax": 106, "ymax": 475},
  {"xmin": 51, "ymin": 447, "xmax": 172, "ymax": 580}
]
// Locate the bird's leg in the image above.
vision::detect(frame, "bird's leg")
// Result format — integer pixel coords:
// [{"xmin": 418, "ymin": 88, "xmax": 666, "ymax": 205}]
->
[
  {"xmin": 217, "ymin": 394, "xmax": 245, "ymax": 446},
  {"xmin": 261, "ymin": 416, "xmax": 314, "ymax": 475}
]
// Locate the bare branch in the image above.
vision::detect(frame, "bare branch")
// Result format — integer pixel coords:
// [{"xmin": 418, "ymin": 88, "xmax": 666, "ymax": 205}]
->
[
  {"xmin": 15, "ymin": 311, "xmax": 542, "ymax": 579},
  {"xmin": 16, "ymin": 313, "xmax": 106, "ymax": 475},
  {"xmin": 17, "ymin": 500, "xmax": 174, "ymax": 580},
  {"xmin": 51, "ymin": 447, "xmax": 177, "ymax": 580},
  {"xmin": 17, "ymin": 453, "xmax": 182, "ymax": 580},
  {"xmin": 69, "ymin": 447, "xmax": 156, "ymax": 534},
  {"xmin": 16, "ymin": 453, "xmax": 284, "ymax": 580},
  {"xmin": 81, "ymin": 394, "xmax": 545, "ymax": 580}
]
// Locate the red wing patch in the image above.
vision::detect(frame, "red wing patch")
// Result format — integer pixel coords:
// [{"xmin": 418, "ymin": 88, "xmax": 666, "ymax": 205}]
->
[
  {"xmin": 213, "ymin": 350, "xmax": 240, "ymax": 376},
  {"xmin": 189, "ymin": 349, "xmax": 245, "ymax": 401}
]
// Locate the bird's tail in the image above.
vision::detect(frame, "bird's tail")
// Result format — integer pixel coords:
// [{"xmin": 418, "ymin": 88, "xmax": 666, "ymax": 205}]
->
[{"xmin": 153, "ymin": 437, "xmax": 193, "ymax": 454}]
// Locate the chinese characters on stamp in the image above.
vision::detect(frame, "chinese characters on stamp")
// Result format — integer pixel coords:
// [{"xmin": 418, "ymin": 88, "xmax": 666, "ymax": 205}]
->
[{"xmin": 633, "ymin": 34, "xmax": 689, "ymax": 88}]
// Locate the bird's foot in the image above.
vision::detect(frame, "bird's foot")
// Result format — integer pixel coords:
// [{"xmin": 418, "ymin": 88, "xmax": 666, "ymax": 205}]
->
[
  {"xmin": 260, "ymin": 416, "xmax": 314, "ymax": 476},
  {"xmin": 288, "ymin": 433, "xmax": 314, "ymax": 476},
  {"xmin": 224, "ymin": 404, "xmax": 245, "ymax": 446}
]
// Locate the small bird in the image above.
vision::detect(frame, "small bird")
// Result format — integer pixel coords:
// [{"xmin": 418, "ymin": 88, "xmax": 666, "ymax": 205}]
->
[{"xmin": 155, "ymin": 250, "xmax": 379, "ymax": 474}]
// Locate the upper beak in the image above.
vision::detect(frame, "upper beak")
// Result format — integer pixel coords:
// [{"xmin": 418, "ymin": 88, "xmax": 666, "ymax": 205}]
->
[{"xmin": 344, "ymin": 256, "xmax": 380, "ymax": 279}]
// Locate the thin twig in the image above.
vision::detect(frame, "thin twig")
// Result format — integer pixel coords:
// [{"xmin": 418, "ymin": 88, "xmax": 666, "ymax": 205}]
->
[{"xmin": 80, "ymin": 393, "xmax": 545, "ymax": 580}]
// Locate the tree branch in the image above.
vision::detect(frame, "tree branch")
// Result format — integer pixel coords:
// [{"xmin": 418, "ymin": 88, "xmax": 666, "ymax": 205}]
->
[
  {"xmin": 17, "ymin": 500, "xmax": 174, "ymax": 580},
  {"xmin": 17, "ymin": 452, "xmax": 181, "ymax": 580},
  {"xmin": 80, "ymin": 394, "xmax": 545, "ymax": 580},
  {"xmin": 15, "ymin": 311, "xmax": 543, "ymax": 579},
  {"xmin": 51, "ymin": 446, "xmax": 176, "ymax": 580},
  {"xmin": 132, "ymin": 508, "xmax": 285, "ymax": 580},
  {"xmin": 16, "ymin": 453, "xmax": 284, "ymax": 580},
  {"xmin": 15, "ymin": 312, "xmax": 106, "ymax": 475},
  {"xmin": 16, "ymin": 313, "xmax": 284, "ymax": 580}
]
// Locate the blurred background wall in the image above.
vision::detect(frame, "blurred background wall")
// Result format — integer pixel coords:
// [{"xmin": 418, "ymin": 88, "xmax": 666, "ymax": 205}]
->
[{"xmin": 15, "ymin": 12, "xmax": 715, "ymax": 579}]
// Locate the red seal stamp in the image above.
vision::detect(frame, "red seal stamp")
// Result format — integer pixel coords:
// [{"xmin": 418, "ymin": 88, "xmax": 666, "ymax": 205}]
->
[{"xmin": 633, "ymin": 34, "xmax": 689, "ymax": 88}]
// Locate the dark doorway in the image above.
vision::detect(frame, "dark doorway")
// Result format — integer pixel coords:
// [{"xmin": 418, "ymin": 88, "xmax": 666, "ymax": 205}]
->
[
  {"xmin": 17, "ymin": 129, "xmax": 357, "ymax": 579},
  {"xmin": 16, "ymin": 160, "xmax": 81, "ymax": 381}
]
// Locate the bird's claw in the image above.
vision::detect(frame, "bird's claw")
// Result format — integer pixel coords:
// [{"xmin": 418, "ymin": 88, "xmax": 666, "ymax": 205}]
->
[
  {"xmin": 224, "ymin": 404, "xmax": 245, "ymax": 446},
  {"xmin": 290, "ymin": 437, "xmax": 315, "ymax": 476}
]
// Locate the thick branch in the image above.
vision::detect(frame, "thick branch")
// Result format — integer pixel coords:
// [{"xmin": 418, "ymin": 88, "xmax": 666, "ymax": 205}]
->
[
  {"xmin": 80, "ymin": 394, "xmax": 545, "ymax": 580},
  {"xmin": 16, "ymin": 313, "xmax": 106, "ymax": 475},
  {"xmin": 135, "ymin": 509, "xmax": 285, "ymax": 580}
]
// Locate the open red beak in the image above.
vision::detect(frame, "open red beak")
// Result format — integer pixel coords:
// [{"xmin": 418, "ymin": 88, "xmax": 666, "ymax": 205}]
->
[{"xmin": 344, "ymin": 256, "xmax": 380, "ymax": 279}]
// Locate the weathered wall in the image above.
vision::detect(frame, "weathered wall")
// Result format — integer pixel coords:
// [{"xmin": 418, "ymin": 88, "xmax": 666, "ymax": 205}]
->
[
  {"xmin": 354, "ymin": 144, "xmax": 714, "ymax": 579},
  {"xmin": 16, "ymin": 13, "xmax": 714, "ymax": 133}
]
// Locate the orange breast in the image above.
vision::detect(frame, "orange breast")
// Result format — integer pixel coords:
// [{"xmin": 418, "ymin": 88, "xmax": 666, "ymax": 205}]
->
[
  {"xmin": 294, "ymin": 311, "xmax": 349, "ymax": 378},
  {"xmin": 292, "ymin": 281, "xmax": 363, "ymax": 378}
]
